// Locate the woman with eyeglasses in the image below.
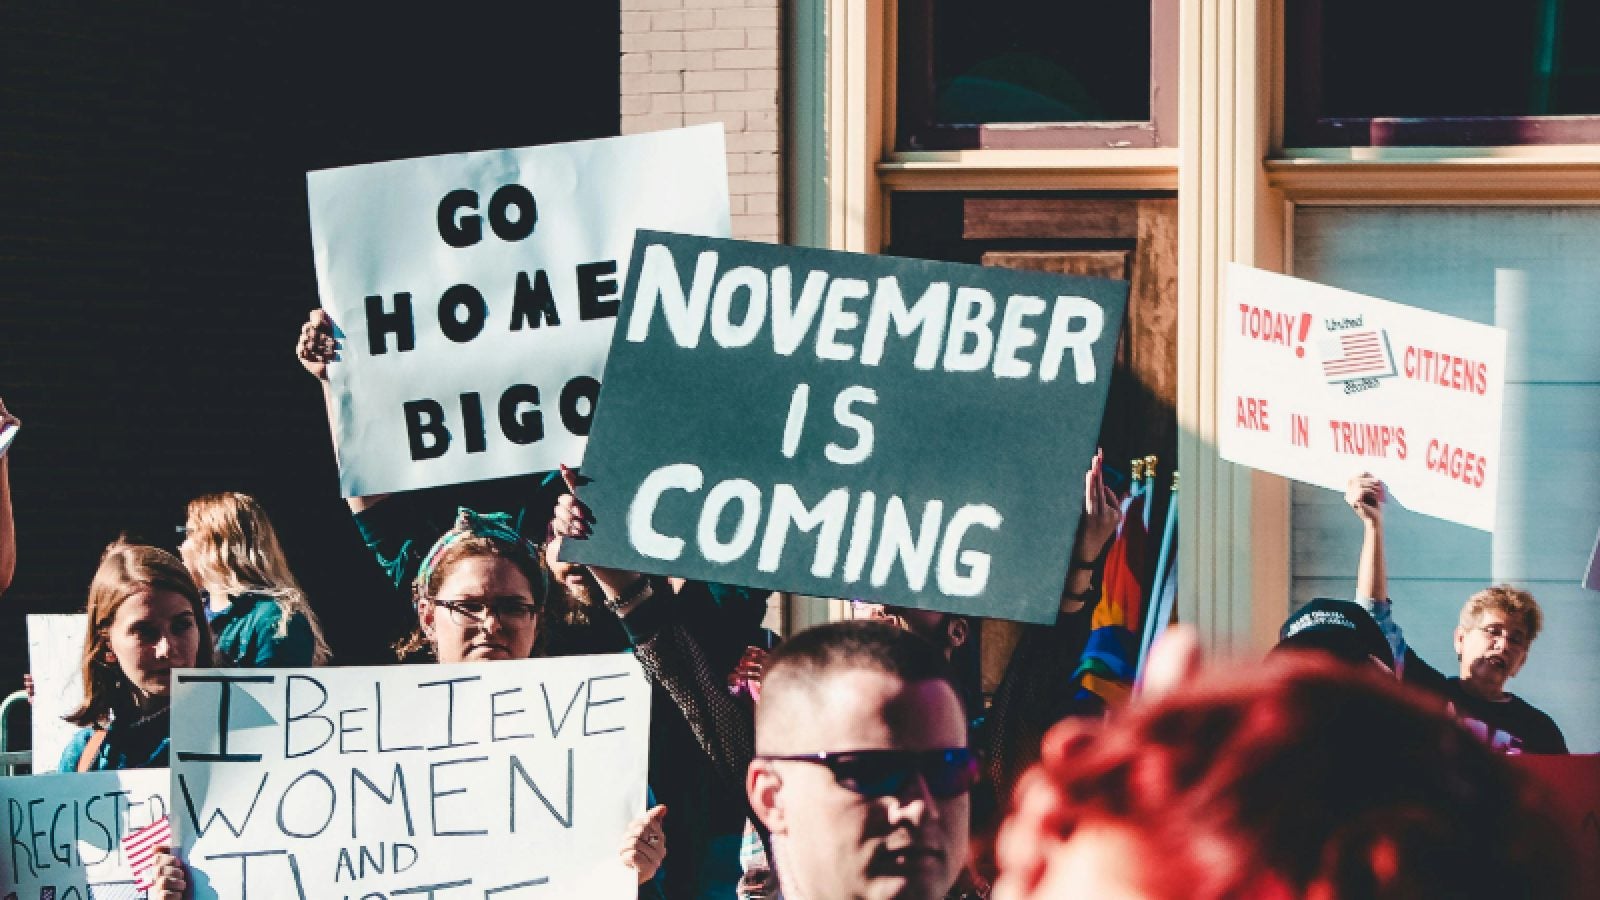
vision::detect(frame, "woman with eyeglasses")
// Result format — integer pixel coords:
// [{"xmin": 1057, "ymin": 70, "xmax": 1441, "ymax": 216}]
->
[
  {"xmin": 298, "ymin": 311, "xmax": 771, "ymax": 900},
  {"xmin": 401, "ymin": 508, "xmax": 670, "ymax": 893},
  {"xmin": 59, "ymin": 541, "xmax": 217, "ymax": 772},
  {"xmin": 178, "ymin": 492, "xmax": 332, "ymax": 668}
]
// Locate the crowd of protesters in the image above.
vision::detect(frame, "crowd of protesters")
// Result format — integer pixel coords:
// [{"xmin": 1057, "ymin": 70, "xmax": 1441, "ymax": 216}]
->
[{"xmin": 0, "ymin": 310, "xmax": 1582, "ymax": 900}]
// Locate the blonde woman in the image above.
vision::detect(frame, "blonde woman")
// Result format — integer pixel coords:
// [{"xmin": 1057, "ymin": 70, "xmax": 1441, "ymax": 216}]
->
[
  {"xmin": 60, "ymin": 542, "xmax": 216, "ymax": 771},
  {"xmin": 179, "ymin": 492, "xmax": 332, "ymax": 667}
]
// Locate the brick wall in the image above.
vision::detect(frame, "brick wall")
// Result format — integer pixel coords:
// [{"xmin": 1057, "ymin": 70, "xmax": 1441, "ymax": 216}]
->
[{"xmin": 621, "ymin": 0, "xmax": 783, "ymax": 242}]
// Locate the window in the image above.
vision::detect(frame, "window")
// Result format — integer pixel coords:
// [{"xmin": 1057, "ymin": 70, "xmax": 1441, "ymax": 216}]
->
[
  {"xmin": 1290, "ymin": 206, "xmax": 1600, "ymax": 750},
  {"xmin": 1286, "ymin": 0, "xmax": 1600, "ymax": 146},
  {"xmin": 896, "ymin": 0, "xmax": 1176, "ymax": 150}
]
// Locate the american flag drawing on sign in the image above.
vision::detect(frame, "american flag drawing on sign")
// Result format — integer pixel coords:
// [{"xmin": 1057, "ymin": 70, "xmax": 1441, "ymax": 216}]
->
[
  {"xmin": 122, "ymin": 815, "xmax": 171, "ymax": 893},
  {"xmin": 1320, "ymin": 329, "xmax": 1395, "ymax": 381}
]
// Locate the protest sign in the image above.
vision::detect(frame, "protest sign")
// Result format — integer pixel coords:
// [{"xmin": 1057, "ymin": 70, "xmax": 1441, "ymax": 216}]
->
[
  {"xmin": 28, "ymin": 614, "xmax": 88, "ymax": 773},
  {"xmin": 170, "ymin": 655, "xmax": 650, "ymax": 900},
  {"xmin": 0, "ymin": 422, "xmax": 16, "ymax": 460},
  {"xmin": 308, "ymin": 126, "xmax": 731, "ymax": 497},
  {"xmin": 564, "ymin": 232, "xmax": 1128, "ymax": 624},
  {"xmin": 1220, "ymin": 264, "xmax": 1508, "ymax": 531},
  {"xmin": 0, "ymin": 768, "xmax": 168, "ymax": 900}
]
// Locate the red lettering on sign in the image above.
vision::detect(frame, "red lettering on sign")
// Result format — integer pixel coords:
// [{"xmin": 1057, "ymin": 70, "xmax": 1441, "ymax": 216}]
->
[
  {"xmin": 1236, "ymin": 396, "xmax": 1271, "ymax": 432},
  {"xmin": 1424, "ymin": 440, "xmax": 1488, "ymax": 488},
  {"xmin": 1327, "ymin": 419, "xmax": 1408, "ymax": 459}
]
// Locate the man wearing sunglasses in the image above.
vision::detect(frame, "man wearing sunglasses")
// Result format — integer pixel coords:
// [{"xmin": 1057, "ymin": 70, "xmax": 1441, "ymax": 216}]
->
[{"xmin": 746, "ymin": 620, "xmax": 976, "ymax": 900}]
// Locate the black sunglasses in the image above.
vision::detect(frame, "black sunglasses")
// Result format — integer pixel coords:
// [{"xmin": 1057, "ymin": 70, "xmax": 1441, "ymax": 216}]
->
[{"xmin": 758, "ymin": 747, "xmax": 978, "ymax": 799}]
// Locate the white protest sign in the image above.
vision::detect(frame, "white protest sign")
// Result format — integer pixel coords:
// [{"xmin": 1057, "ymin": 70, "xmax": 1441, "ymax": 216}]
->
[
  {"xmin": 308, "ymin": 126, "xmax": 731, "ymax": 497},
  {"xmin": 0, "ymin": 768, "xmax": 168, "ymax": 900},
  {"xmin": 170, "ymin": 655, "xmax": 650, "ymax": 900},
  {"xmin": 28, "ymin": 614, "xmax": 89, "ymax": 773},
  {"xmin": 1220, "ymin": 264, "xmax": 1508, "ymax": 531},
  {"xmin": 0, "ymin": 422, "xmax": 16, "ymax": 460}
]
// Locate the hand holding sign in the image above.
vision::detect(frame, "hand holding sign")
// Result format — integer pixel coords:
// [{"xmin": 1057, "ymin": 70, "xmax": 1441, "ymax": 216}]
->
[
  {"xmin": 296, "ymin": 309, "xmax": 341, "ymax": 381},
  {"xmin": 148, "ymin": 848, "xmax": 188, "ymax": 900},
  {"xmin": 618, "ymin": 805, "xmax": 668, "ymax": 885}
]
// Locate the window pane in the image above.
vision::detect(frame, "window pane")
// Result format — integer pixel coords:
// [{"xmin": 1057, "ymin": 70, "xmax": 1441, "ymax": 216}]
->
[
  {"xmin": 1291, "ymin": 206, "xmax": 1600, "ymax": 752},
  {"xmin": 913, "ymin": 1, "xmax": 1150, "ymax": 125},
  {"xmin": 1314, "ymin": 1, "xmax": 1600, "ymax": 118}
]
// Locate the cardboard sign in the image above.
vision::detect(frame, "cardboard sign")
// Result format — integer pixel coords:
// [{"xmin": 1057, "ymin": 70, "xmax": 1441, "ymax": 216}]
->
[
  {"xmin": 28, "ymin": 614, "xmax": 89, "ymax": 774},
  {"xmin": 1220, "ymin": 264, "xmax": 1508, "ymax": 531},
  {"xmin": 170, "ymin": 656, "xmax": 651, "ymax": 900},
  {"xmin": 308, "ymin": 127, "xmax": 731, "ymax": 497},
  {"xmin": 0, "ymin": 768, "xmax": 168, "ymax": 900},
  {"xmin": 564, "ymin": 232, "xmax": 1128, "ymax": 624}
]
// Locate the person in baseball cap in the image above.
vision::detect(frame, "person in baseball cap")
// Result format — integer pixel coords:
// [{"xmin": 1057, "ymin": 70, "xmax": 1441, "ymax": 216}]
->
[{"xmin": 1275, "ymin": 597, "xmax": 1396, "ymax": 675}]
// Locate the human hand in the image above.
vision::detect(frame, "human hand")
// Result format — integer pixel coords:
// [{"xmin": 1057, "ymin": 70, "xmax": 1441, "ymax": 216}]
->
[
  {"xmin": 296, "ymin": 309, "xmax": 340, "ymax": 381},
  {"xmin": 148, "ymin": 848, "xmax": 188, "ymax": 900},
  {"xmin": 728, "ymin": 646, "xmax": 769, "ymax": 702},
  {"xmin": 1070, "ymin": 449, "xmax": 1121, "ymax": 564},
  {"xmin": 0, "ymin": 396, "xmax": 18, "ymax": 432},
  {"xmin": 556, "ymin": 466, "xmax": 642, "ymax": 599},
  {"xmin": 1344, "ymin": 472, "xmax": 1385, "ymax": 528},
  {"xmin": 619, "ymin": 805, "xmax": 668, "ymax": 884}
]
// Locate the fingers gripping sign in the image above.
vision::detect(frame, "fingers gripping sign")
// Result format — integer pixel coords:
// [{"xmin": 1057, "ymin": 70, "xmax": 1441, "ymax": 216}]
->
[{"xmin": 618, "ymin": 804, "xmax": 669, "ymax": 885}]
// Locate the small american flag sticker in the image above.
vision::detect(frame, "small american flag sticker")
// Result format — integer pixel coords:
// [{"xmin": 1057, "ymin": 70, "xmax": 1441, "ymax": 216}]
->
[
  {"xmin": 122, "ymin": 815, "xmax": 171, "ymax": 893},
  {"xmin": 1319, "ymin": 329, "xmax": 1396, "ymax": 382}
]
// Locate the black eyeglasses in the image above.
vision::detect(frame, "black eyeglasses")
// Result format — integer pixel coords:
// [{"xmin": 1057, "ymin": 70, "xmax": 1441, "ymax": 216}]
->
[
  {"xmin": 436, "ymin": 598, "xmax": 539, "ymax": 626},
  {"xmin": 758, "ymin": 747, "xmax": 978, "ymax": 799}
]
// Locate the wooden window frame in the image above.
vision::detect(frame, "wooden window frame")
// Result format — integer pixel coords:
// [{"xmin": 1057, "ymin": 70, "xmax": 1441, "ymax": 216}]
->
[
  {"xmin": 893, "ymin": 0, "xmax": 1179, "ymax": 151},
  {"xmin": 1284, "ymin": 0, "xmax": 1600, "ymax": 148}
]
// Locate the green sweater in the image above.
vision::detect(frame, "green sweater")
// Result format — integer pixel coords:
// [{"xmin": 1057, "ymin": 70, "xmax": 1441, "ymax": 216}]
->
[{"xmin": 209, "ymin": 592, "xmax": 315, "ymax": 667}]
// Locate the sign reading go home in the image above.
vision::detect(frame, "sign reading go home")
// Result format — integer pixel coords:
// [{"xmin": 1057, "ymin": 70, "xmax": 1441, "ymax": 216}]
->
[
  {"xmin": 565, "ymin": 232, "xmax": 1128, "ymax": 624},
  {"xmin": 170, "ymin": 655, "xmax": 650, "ymax": 900},
  {"xmin": 308, "ymin": 126, "xmax": 730, "ymax": 497}
]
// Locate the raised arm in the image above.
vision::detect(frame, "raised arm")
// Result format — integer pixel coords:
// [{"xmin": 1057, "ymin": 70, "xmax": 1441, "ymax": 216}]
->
[
  {"xmin": 1346, "ymin": 472, "xmax": 1387, "ymax": 601},
  {"xmin": 296, "ymin": 310, "xmax": 389, "ymax": 514},
  {"xmin": 553, "ymin": 470, "xmax": 756, "ymax": 793},
  {"xmin": 0, "ymin": 397, "xmax": 18, "ymax": 596},
  {"xmin": 1060, "ymin": 449, "xmax": 1120, "ymax": 613}
]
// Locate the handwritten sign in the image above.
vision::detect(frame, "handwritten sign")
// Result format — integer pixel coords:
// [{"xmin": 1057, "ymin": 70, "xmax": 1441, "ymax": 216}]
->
[
  {"xmin": 1221, "ymin": 264, "xmax": 1508, "ymax": 531},
  {"xmin": 565, "ymin": 232, "xmax": 1128, "ymax": 624},
  {"xmin": 170, "ymin": 655, "xmax": 651, "ymax": 900},
  {"xmin": 28, "ymin": 614, "xmax": 88, "ymax": 773},
  {"xmin": 309, "ymin": 126, "xmax": 731, "ymax": 497},
  {"xmin": 0, "ymin": 768, "xmax": 168, "ymax": 900}
]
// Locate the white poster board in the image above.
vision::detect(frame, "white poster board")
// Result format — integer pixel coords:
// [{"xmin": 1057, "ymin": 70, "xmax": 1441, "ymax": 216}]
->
[
  {"xmin": 28, "ymin": 614, "xmax": 88, "ymax": 773},
  {"xmin": 308, "ymin": 126, "xmax": 731, "ymax": 497},
  {"xmin": 0, "ymin": 768, "xmax": 168, "ymax": 900},
  {"xmin": 0, "ymin": 422, "xmax": 16, "ymax": 459},
  {"xmin": 1221, "ymin": 264, "xmax": 1508, "ymax": 531},
  {"xmin": 170, "ymin": 655, "xmax": 651, "ymax": 900}
]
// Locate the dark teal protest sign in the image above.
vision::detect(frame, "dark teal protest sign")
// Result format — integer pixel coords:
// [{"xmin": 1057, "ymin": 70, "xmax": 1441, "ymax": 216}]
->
[{"xmin": 563, "ymin": 231, "xmax": 1128, "ymax": 624}]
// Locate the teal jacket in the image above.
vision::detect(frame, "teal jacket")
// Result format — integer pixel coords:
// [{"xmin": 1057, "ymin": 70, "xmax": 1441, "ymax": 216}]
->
[{"xmin": 209, "ymin": 592, "xmax": 316, "ymax": 667}]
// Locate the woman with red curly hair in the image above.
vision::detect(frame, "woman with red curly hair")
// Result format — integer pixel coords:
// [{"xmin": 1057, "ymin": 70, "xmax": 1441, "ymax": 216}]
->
[{"xmin": 993, "ymin": 656, "xmax": 1574, "ymax": 900}]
